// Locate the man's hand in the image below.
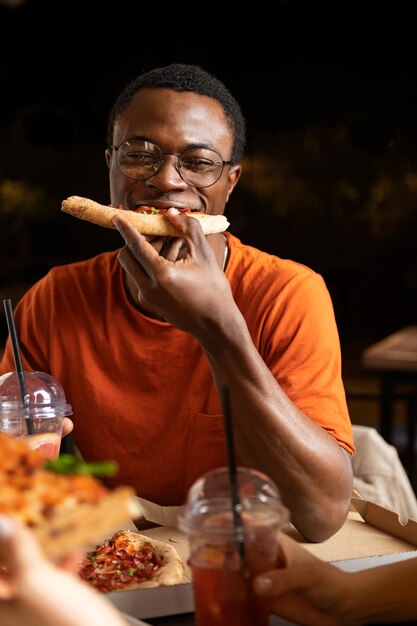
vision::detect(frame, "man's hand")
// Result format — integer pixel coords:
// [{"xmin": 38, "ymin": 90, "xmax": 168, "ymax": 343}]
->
[{"xmin": 113, "ymin": 209, "xmax": 233, "ymax": 338}]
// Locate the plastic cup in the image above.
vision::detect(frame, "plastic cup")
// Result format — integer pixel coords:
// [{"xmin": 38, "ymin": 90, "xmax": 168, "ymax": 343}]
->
[
  {"xmin": 0, "ymin": 370, "xmax": 73, "ymax": 459},
  {"xmin": 177, "ymin": 466, "xmax": 290, "ymax": 626}
]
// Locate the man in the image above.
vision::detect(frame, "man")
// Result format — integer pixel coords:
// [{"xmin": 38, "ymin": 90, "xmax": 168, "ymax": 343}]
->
[{"xmin": 0, "ymin": 63, "xmax": 354, "ymax": 541}]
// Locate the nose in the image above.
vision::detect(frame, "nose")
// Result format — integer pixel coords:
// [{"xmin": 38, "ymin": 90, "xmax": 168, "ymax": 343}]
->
[{"xmin": 148, "ymin": 153, "xmax": 188, "ymax": 190}]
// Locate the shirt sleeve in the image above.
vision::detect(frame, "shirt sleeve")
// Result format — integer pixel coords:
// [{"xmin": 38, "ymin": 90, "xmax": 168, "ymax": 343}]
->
[{"xmin": 259, "ymin": 270, "xmax": 354, "ymax": 454}]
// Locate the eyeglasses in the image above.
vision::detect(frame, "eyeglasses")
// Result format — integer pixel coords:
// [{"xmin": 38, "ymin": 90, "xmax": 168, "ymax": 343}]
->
[{"xmin": 110, "ymin": 139, "xmax": 232, "ymax": 189}]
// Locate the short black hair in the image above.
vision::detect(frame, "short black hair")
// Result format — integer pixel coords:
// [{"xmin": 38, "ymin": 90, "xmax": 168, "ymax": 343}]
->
[{"xmin": 107, "ymin": 63, "xmax": 246, "ymax": 165}]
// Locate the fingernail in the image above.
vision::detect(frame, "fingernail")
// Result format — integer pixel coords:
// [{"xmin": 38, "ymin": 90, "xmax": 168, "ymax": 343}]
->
[
  {"xmin": 255, "ymin": 575, "xmax": 273, "ymax": 593},
  {"xmin": 0, "ymin": 516, "xmax": 14, "ymax": 539},
  {"xmin": 168, "ymin": 208, "xmax": 180, "ymax": 214}
]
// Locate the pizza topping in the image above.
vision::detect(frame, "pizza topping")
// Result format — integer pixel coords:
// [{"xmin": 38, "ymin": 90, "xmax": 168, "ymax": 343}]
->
[
  {"xmin": 0, "ymin": 432, "xmax": 141, "ymax": 563},
  {"xmin": 79, "ymin": 533, "xmax": 160, "ymax": 592},
  {"xmin": 0, "ymin": 433, "xmax": 109, "ymax": 527},
  {"xmin": 44, "ymin": 454, "xmax": 118, "ymax": 476},
  {"xmin": 134, "ymin": 206, "xmax": 192, "ymax": 216},
  {"xmin": 135, "ymin": 206, "xmax": 160, "ymax": 214}
]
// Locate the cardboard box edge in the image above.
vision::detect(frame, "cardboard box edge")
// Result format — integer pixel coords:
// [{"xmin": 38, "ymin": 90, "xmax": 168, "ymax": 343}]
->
[{"xmin": 351, "ymin": 496, "xmax": 417, "ymax": 546}]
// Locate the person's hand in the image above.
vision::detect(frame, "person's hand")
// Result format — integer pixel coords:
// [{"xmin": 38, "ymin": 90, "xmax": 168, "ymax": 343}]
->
[
  {"xmin": 113, "ymin": 209, "xmax": 235, "ymax": 338},
  {"xmin": 0, "ymin": 515, "xmax": 129, "ymax": 626},
  {"xmin": 253, "ymin": 533, "xmax": 360, "ymax": 626}
]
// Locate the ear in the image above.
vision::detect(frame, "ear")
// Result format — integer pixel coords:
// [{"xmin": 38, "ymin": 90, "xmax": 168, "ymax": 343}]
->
[
  {"xmin": 225, "ymin": 165, "xmax": 242, "ymax": 203},
  {"xmin": 105, "ymin": 148, "xmax": 113, "ymax": 169}
]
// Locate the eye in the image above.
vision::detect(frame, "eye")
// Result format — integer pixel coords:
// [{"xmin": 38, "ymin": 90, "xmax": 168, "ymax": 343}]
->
[
  {"xmin": 180, "ymin": 155, "xmax": 218, "ymax": 171},
  {"xmin": 123, "ymin": 152, "xmax": 159, "ymax": 168}
]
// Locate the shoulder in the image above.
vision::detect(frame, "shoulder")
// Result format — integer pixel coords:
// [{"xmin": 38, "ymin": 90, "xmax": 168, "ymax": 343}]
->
[
  {"xmin": 14, "ymin": 251, "xmax": 122, "ymax": 314},
  {"xmin": 226, "ymin": 232, "xmax": 325, "ymax": 290},
  {"xmin": 39, "ymin": 251, "xmax": 122, "ymax": 297},
  {"xmin": 48, "ymin": 250, "xmax": 121, "ymax": 280}
]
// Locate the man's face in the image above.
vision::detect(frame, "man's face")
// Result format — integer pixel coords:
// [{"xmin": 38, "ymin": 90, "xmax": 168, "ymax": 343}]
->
[{"xmin": 106, "ymin": 88, "xmax": 241, "ymax": 216}]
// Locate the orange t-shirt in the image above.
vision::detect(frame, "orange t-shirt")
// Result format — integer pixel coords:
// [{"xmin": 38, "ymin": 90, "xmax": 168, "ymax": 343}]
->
[{"xmin": 0, "ymin": 233, "xmax": 354, "ymax": 504}]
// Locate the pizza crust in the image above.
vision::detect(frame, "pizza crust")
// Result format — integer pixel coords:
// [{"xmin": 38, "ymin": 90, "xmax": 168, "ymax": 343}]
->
[
  {"xmin": 61, "ymin": 195, "xmax": 230, "ymax": 236},
  {"xmin": 0, "ymin": 433, "xmax": 143, "ymax": 562},
  {"xmin": 109, "ymin": 530, "xmax": 185, "ymax": 589},
  {"xmin": 35, "ymin": 487, "xmax": 142, "ymax": 562}
]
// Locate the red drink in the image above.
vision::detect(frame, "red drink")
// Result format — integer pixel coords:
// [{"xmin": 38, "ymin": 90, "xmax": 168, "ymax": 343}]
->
[
  {"xmin": 177, "ymin": 467, "xmax": 289, "ymax": 626},
  {"xmin": 22, "ymin": 432, "xmax": 61, "ymax": 459},
  {"xmin": 191, "ymin": 544, "xmax": 276, "ymax": 626}
]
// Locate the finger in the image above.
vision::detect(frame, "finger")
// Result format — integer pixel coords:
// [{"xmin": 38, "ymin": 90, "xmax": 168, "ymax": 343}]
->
[
  {"xmin": 0, "ymin": 515, "xmax": 45, "ymax": 577},
  {"xmin": 263, "ymin": 591, "xmax": 340, "ymax": 626},
  {"xmin": 165, "ymin": 210, "xmax": 223, "ymax": 271},
  {"xmin": 112, "ymin": 214, "xmax": 145, "ymax": 250},
  {"xmin": 148, "ymin": 235, "xmax": 168, "ymax": 255},
  {"xmin": 252, "ymin": 566, "xmax": 342, "ymax": 626},
  {"xmin": 0, "ymin": 516, "xmax": 16, "ymax": 599},
  {"xmin": 254, "ymin": 564, "xmax": 319, "ymax": 597},
  {"xmin": 113, "ymin": 215, "xmax": 161, "ymax": 275},
  {"xmin": 62, "ymin": 417, "xmax": 73, "ymax": 438},
  {"xmin": 158, "ymin": 237, "xmax": 172, "ymax": 257},
  {"xmin": 165, "ymin": 207, "xmax": 202, "ymax": 236},
  {"xmin": 160, "ymin": 237, "xmax": 185, "ymax": 262},
  {"xmin": 117, "ymin": 246, "xmax": 149, "ymax": 283},
  {"xmin": 163, "ymin": 209, "xmax": 208, "ymax": 254}
]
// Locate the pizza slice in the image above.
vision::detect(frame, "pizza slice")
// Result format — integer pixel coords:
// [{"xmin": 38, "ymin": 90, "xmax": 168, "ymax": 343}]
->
[
  {"xmin": 61, "ymin": 195, "xmax": 230, "ymax": 236},
  {"xmin": 78, "ymin": 529, "xmax": 185, "ymax": 592},
  {"xmin": 0, "ymin": 432, "xmax": 141, "ymax": 561}
]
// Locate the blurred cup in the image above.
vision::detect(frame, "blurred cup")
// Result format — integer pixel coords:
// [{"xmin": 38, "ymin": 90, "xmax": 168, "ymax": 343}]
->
[
  {"xmin": 0, "ymin": 370, "xmax": 73, "ymax": 459},
  {"xmin": 177, "ymin": 466, "xmax": 289, "ymax": 626}
]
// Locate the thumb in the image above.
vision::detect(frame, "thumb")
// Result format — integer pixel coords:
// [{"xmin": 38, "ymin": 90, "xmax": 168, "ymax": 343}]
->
[
  {"xmin": 0, "ymin": 516, "xmax": 22, "ymax": 599},
  {"xmin": 0, "ymin": 515, "xmax": 46, "ymax": 579},
  {"xmin": 253, "ymin": 564, "xmax": 318, "ymax": 598}
]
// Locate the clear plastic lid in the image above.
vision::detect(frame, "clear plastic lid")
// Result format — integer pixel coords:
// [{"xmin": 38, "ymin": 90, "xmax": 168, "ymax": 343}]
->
[
  {"xmin": 177, "ymin": 466, "xmax": 289, "ymax": 535},
  {"xmin": 0, "ymin": 371, "xmax": 72, "ymax": 418}
]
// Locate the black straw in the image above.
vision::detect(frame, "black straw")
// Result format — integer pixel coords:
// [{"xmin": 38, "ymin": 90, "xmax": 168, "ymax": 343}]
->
[
  {"xmin": 221, "ymin": 386, "xmax": 245, "ymax": 560},
  {"xmin": 3, "ymin": 299, "xmax": 34, "ymax": 434}
]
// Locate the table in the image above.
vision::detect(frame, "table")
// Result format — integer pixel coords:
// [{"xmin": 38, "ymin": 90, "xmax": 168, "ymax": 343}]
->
[
  {"xmin": 114, "ymin": 508, "xmax": 417, "ymax": 626},
  {"xmin": 362, "ymin": 325, "xmax": 417, "ymax": 480}
]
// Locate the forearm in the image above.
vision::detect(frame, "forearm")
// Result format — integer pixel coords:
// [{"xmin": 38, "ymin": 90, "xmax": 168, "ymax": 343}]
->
[
  {"xmin": 346, "ymin": 559, "xmax": 417, "ymax": 624},
  {"xmin": 200, "ymin": 311, "xmax": 352, "ymax": 542}
]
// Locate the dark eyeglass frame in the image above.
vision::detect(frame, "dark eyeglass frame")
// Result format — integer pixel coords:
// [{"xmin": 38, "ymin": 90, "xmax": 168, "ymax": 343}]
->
[{"xmin": 109, "ymin": 138, "xmax": 233, "ymax": 189}]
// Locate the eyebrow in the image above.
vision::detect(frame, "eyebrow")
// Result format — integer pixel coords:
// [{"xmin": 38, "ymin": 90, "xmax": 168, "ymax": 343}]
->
[{"xmin": 126, "ymin": 136, "xmax": 219, "ymax": 152}]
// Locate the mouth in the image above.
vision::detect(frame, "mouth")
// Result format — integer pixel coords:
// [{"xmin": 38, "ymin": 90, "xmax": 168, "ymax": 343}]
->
[{"xmin": 132, "ymin": 201, "xmax": 204, "ymax": 213}]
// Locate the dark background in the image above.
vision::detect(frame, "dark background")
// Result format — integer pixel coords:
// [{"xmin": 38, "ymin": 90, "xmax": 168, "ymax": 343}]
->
[{"xmin": 1, "ymin": 0, "xmax": 417, "ymax": 375}]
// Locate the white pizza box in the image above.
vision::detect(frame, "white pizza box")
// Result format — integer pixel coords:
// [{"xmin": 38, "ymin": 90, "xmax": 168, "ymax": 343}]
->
[
  {"xmin": 107, "ymin": 494, "xmax": 417, "ymax": 620},
  {"xmin": 109, "ymin": 581, "xmax": 194, "ymax": 620}
]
